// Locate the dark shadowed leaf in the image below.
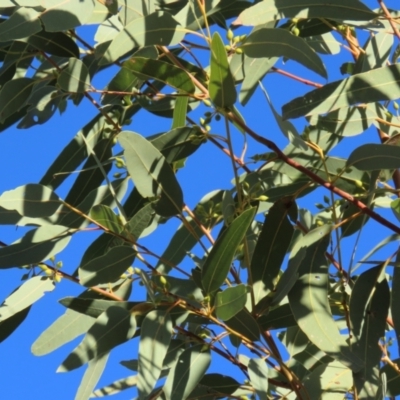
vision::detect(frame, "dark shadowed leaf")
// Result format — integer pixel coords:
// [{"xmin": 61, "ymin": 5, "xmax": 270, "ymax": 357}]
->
[
  {"xmin": 163, "ymin": 344, "xmax": 211, "ymax": 400},
  {"xmin": 209, "ymin": 32, "xmax": 237, "ymax": 108},
  {"xmin": 137, "ymin": 310, "xmax": 173, "ymax": 399},
  {"xmin": 57, "ymin": 58, "xmax": 91, "ymax": 94},
  {"xmin": 58, "ymin": 306, "xmax": 137, "ymax": 372},
  {"xmin": 0, "ymin": 7, "xmax": 41, "ymax": 41},
  {"xmin": 225, "ymin": 308, "xmax": 260, "ymax": 342},
  {"xmin": 0, "ymin": 305, "xmax": 30, "ymax": 343},
  {"xmin": 242, "ymin": 28, "xmax": 327, "ymax": 78},
  {"xmin": 202, "ymin": 207, "xmax": 256, "ymax": 294},
  {"xmin": 381, "ymin": 358, "xmax": 400, "ymax": 397},
  {"xmin": 90, "ymin": 204, "xmax": 124, "ymax": 234},
  {"xmin": 27, "ymin": 31, "xmax": 80, "ymax": 58},
  {"xmin": 79, "ymin": 246, "xmax": 136, "ymax": 287},
  {"xmin": 258, "ymin": 303, "xmax": 297, "ymax": 330},
  {"xmin": 283, "ymin": 64, "xmax": 400, "ymax": 119},
  {"xmin": 119, "ymin": 131, "xmax": 184, "ymax": 217},
  {"xmin": 215, "ymin": 284, "xmax": 247, "ymax": 321}
]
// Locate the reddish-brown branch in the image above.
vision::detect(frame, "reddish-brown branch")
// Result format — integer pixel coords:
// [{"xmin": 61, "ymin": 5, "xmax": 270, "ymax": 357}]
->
[
  {"xmin": 378, "ymin": 0, "xmax": 400, "ymax": 40},
  {"xmin": 270, "ymin": 67, "xmax": 323, "ymax": 88}
]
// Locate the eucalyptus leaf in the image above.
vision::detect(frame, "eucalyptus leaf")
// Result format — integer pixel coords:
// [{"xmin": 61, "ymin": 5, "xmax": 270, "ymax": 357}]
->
[{"xmin": 215, "ymin": 284, "xmax": 247, "ymax": 321}]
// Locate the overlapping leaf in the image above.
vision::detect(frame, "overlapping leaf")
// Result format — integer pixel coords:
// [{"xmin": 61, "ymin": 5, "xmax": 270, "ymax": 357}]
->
[
  {"xmin": 0, "ymin": 7, "xmax": 42, "ymax": 41},
  {"xmin": 215, "ymin": 284, "xmax": 247, "ymax": 321}
]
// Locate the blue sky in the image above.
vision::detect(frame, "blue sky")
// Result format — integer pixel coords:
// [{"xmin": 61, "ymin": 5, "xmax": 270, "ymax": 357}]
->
[{"xmin": 1, "ymin": 1, "xmax": 400, "ymax": 398}]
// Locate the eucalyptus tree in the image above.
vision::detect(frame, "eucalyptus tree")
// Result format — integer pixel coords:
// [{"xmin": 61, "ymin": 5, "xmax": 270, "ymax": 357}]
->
[{"xmin": 1, "ymin": 0, "xmax": 400, "ymax": 399}]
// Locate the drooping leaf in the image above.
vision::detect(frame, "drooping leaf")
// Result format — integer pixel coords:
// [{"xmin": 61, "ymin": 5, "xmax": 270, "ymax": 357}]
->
[
  {"xmin": 124, "ymin": 57, "xmax": 195, "ymax": 94},
  {"xmin": 197, "ymin": 374, "xmax": 240, "ymax": 398},
  {"xmin": 0, "ymin": 7, "xmax": 41, "ymax": 42},
  {"xmin": 75, "ymin": 353, "xmax": 109, "ymax": 400},
  {"xmin": 172, "ymin": 95, "xmax": 189, "ymax": 129},
  {"xmin": 258, "ymin": 303, "xmax": 297, "ymax": 330},
  {"xmin": 0, "ymin": 276, "xmax": 54, "ymax": 322},
  {"xmin": 233, "ymin": 0, "xmax": 377, "ymax": 26},
  {"xmin": 90, "ymin": 204, "xmax": 124, "ymax": 234},
  {"xmin": 137, "ymin": 310, "xmax": 173, "ymax": 399},
  {"xmin": 242, "ymin": 28, "xmax": 327, "ymax": 78},
  {"xmin": 0, "ymin": 305, "xmax": 31, "ymax": 343},
  {"xmin": 225, "ymin": 308, "xmax": 260, "ymax": 342},
  {"xmin": 119, "ymin": 130, "xmax": 184, "ymax": 217},
  {"xmin": 58, "ymin": 306, "xmax": 137, "ymax": 372},
  {"xmin": 251, "ymin": 200, "xmax": 295, "ymax": 304},
  {"xmin": 347, "ymin": 143, "xmax": 400, "ymax": 171},
  {"xmin": 350, "ymin": 266, "xmax": 389, "ymax": 398},
  {"xmin": 0, "ymin": 184, "xmax": 61, "ymax": 218},
  {"xmin": 202, "ymin": 207, "xmax": 256, "ymax": 294},
  {"xmin": 123, "ymin": 201, "xmax": 156, "ymax": 240},
  {"xmin": 282, "ymin": 64, "xmax": 400, "ymax": 119},
  {"xmin": 79, "ymin": 246, "xmax": 136, "ymax": 287},
  {"xmin": 248, "ymin": 358, "xmax": 269, "ymax": 400},
  {"xmin": 101, "ymin": 12, "xmax": 186, "ymax": 65},
  {"xmin": 0, "ymin": 225, "xmax": 71, "ymax": 269},
  {"xmin": 209, "ymin": 31, "xmax": 237, "ymax": 108},
  {"xmin": 163, "ymin": 344, "xmax": 211, "ymax": 400},
  {"xmin": 0, "ymin": 77, "xmax": 34, "ymax": 123},
  {"xmin": 57, "ymin": 58, "xmax": 91, "ymax": 94},
  {"xmin": 288, "ymin": 228, "xmax": 363, "ymax": 372},
  {"xmin": 215, "ymin": 284, "xmax": 247, "ymax": 321}
]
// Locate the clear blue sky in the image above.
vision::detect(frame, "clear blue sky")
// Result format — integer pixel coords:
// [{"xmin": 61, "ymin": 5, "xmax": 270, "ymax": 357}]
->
[{"xmin": 1, "ymin": 1, "xmax": 399, "ymax": 399}]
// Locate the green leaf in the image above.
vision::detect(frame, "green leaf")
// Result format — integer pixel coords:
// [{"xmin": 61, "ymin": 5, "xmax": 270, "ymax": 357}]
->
[
  {"xmin": 248, "ymin": 358, "xmax": 269, "ymax": 400},
  {"xmin": 40, "ymin": 0, "xmax": 96, "ymax": 31},
  {"xmin": 251, "ymin": 200, "xmax": 295, "ymax": 304},
  {"xmin": 0, "ymin": 225, "xmax": 71, "ymax": 269},
  {"xmin": 293, "ymin": 342, "xmax": 333, "ymax": 371},
  {"xmin": 0, "ymin": 77, "xmax": 34, "ymax": 123},
  {"xmin": 225, "ymin": 308, "xmax": 260, "ymax": 342},
  {"xmin": 27, "ymin": 31, "xmax": 80, "ymax": 58},
  {"xmin": 258, "ymin": 303, "xmax": 297, "ymax": 330},
  {"xmin": 172, "ymin": 95, "xmax": 188, "ymax": 129},
  {"xmin": 91, "ymin": 375, "xmax": 138, "ymax": 397},
  {"xmin": 163, "ymin": 344, "xmax": 211, "ymax": 400},
  {"xmin": 79, "ymin": 246, "xmax": 136, "ymax": 287},
  {"xmin": 58, "ymin": 306, "xmax": 137, "ymax": 372},
  {"xmin": 347, "ymin": 143, "xmax": 400, "ymax": 171},
  {"xmin": 242, "ymin": 28, "xmax": 327, "ymax": 78},
  {"xmin": 202, "ymin": 207, "xmax": 256, "ymax": 294},
  {"xmin": 124, "ymin": 57, "xmax": 195, "ymax": 94},
  {"xmin": 215, "ymin": 284, "xmax": 247, "ymax": 321},
  {"xmin": 0, "ymin": 184, "xmax": 61, "ymax": 218},
  {"xmin": 209, "ymin": 32, "xmax": 237, "ymax": 108},
  {"xmin": 59, "ymin": 297, "xmax": 142, "ymax": 319},
  {"xmin": 0, "ymin": 276, "xmax": 53, "ymax": 322},
  {"xmin": 57, "ymin": 58, "xmax": 91, "ymax": 94},
  {"xmin": 101, "ymin": 12, "xmax": 185, "ymax": 65},
  {"xmin": 123, "ymin": 202, "xmax": 156, "ymax": 240},
  {"xmin": 137, "ymin": 310, "xmax": 173, "ymax": 399},
  {"xmin": 31, "ymin": 292, "xmax": 100, "ymax": 356},
  {"xmin": 302, "ymin": 360, "xmax": 352, "ymax": 398},
  {"xmin": 0, "ymin": 7, "xmax": 41, "ymax": 42},
  {"xmin": 233, "ymin": 0, "xmax": 377, "ymax": 26},
  {"xmin": 350, "ymin": 266, "xmax": 389, "ymax": 398},
  {"xmin": 75, "ymin": 353, "xmax": 109, "ymax": 400},
  {"xmin": 283, "ymin": 64, "xmax": 400, "ymax": 119},
  {"xmin": 381, "ymin": 358, "xmax": 400, "ymax": 397},
  {"xmin": 0, "ymin": 305, "xmax": 30, "ymax": 343},
  {"xmin": 197, "ymin": 374, "xmax": 240, "ymax": 398},
  {"xmin": 90, "ymin": 204, "xmax": 124, "ymax": 233},
  {"xmin": 119, "ymin": 131, "xmax": 184, "ymax": 217},
  {"xmin": 288, "ymin": 228, "xmax": 363, "ymax": 372}
]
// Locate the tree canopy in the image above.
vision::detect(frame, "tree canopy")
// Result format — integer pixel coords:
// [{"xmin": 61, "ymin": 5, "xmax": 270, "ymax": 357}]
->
[{"xmin": 1, "ymin": 0, "xmax": 400, "ymax": 399}]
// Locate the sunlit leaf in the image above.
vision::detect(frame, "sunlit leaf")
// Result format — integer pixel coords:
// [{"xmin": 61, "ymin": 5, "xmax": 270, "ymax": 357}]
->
[
  {"xmin": 215, "ymin": 284, "xmax": 247, "ymax": 321},
  {"xmin": 119, "ymin": 131, "xmax": 184, "ymax": 217},
  {"xmin": 58, "ymin": 58, "xmax": 91, "ymax": 94},
  {"xmin": 58, "ymin": 306, "xmax": 137, "ymax": 372},
  {"xmin": 172, "ymin": 95, "xmax": 188, "ymax": 129},
  {"xmin": 248, "ymin": 358, "xmax": 269, "ymax": 400},
  {"xmin": 209, "ymin": 32, "xmax": 237, "ymax": 108},
  {"xmin": 90, "ymin": 204, "xmax": 124, "ymax": 234},
  {"xmin": 0, "ymin": 7, "xmax": 41, "ymax": 42}
]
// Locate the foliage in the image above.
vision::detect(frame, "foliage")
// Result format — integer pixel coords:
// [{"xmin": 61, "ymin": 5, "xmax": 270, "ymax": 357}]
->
[{"xmin": 2, "ymin": 0, "xmax": 400, "ymax": 399}]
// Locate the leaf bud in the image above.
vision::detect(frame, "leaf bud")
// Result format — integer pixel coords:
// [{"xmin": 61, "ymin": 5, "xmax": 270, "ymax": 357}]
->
[
  {"xmin": 200, "ymin": 117, "xmax": 206, "ymax": 126},
  {"xmin": 159, "ymin": 275, "xmax": 168, "ymax": 286},
  {"xmin": 394, "ymin": 101, "xmax": 399, "ymax": 110},
  {"xmin": 113, "ymin": 172, "xmax": 122, "ymax": 178},
  {"xmin": 226, "ymin": 29, "xmax": 234, "ymax": 41},
  {"xmin": 316, "ymin": 219, "xmax": 324, "ymax": 226},
  {"xmin": 233, "ymin": 35, "xmax": 241, "ymax": 43},
  {"xmin": 115, "ymin": 157, "xmax": 125, "ymax": 168},
  {"xmin": 257, "ymin": 195, "xmax": 269, "ymax": 201},
  {"xmin": 203, "ymin": 99, "xmax": 212, "ymax": 107},
  {"xmin": 56, "ymin": 261, "xmax": 63, "ymax": 268},
  {"xmin": 235, "ymin": 47, "xmax": 243, "ymax": 54},
  {"xmin": 224, "ymin": 44, "xmax": 231, "ymax": 52},
  {"xmin": 215, "ymin": 114, "xmax": 221, "ymax": 121},
  {"xmin": 292, "ymin": 27, "xmax": 300, "ymax": 36},
  {"xmin": 239, "ymin": 34, "xmax": 247, "ymax": 42},
  {"xmin": 54, "ymin": 273, "xmax": 62, "ymax": 283},
  {"xmin": 354, "ymin": 180, "xmax": 364, "ymax": 188}
]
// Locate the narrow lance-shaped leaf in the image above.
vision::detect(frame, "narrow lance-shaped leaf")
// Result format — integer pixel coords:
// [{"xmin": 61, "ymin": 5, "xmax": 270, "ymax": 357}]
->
[
  {"xmin": 124, "ymin": 57, "xmax": 195, "ymax": 94},
  {"xmin": 0, "ymin": 306, "xmax": 31, "ymax": 343},
  {"xmin": 242, "ymin": 28, "xmax": 327, "ymax": 78},
  {"xmin": 251, "ymin": 200, "xmax": 295, "ymax": 304},
  {"xmin": 248, "ymin": 358, "xmax": 269, "ymax": 400},
  {"xmin": 0, "ymin": 276, "xmax": 54, "ymax": 322},
  {"xmin": 58, "ymin": 306, "xmax": 137, "ymax": 372},
  {"xmin": 0, "ymin": 184, "xmax": 61, "ymax": 218},
  {"xmin": 172, "ymin": 95, "xmax": 188, "ymax": 129},
  {"xmin": 209, "ymin": 32, "xmax": 237, "ymax": 108},
  {"xmin": 283, "ymin": 64, "xmax": 400, "ymax": 119},
  {"xmin": 137, "ymin": 310, "xmax": 173, "ymax": 399},
  {"xmin": 350, "ymin": 266, "xmax": 390, "ymax": 398},
  {"xmin": 119, "ymin": 131, "xmax": 184, "ymax": 217},
  {"xmin": 90, "ymin": 204, "xmax": 124, "ymax": 234},
  {"xmin": 215, "ymin": 284, "xmax": 247, "ymax": 321},
  {"xmin": 163, "ymin": 344, "xmax": 211, "ymax": 400},
  {"xmin": 0, "ymin": 7, "xmax": 42, "ymax": 42},
  {"xmin": 347, "ymin": 143, "xmax": 400, "ymax": 171},
  {"xmin": 202, "ymin": 207, "xmax": 256, "ymax": 294},
  {"xmin": 101, "ymin": 12, "xmax": 186, "ymax": 65},
  {"xmin": 233, "ymin": 0, "xmax": 377, "ymax": 26},
  {"xmin": 288, "ymin": 227, "xmax": 364, "ymax": 372}
]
